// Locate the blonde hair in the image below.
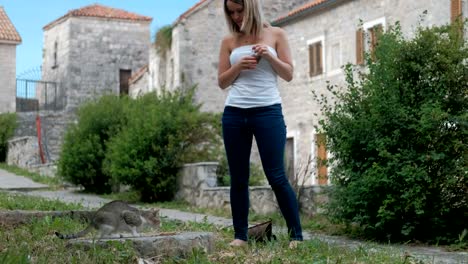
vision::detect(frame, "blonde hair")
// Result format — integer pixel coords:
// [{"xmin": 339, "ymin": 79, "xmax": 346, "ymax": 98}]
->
[{"xmin": 224, "ymin": 0, "xmax": 266, "ymax": 36}]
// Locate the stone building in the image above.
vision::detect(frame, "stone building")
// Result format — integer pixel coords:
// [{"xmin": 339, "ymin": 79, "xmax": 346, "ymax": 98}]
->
[
  {"xmin": 272, "ymin": 0, "xmax": 466, "ymax": 185},
  {"xmin": 42, "ymin": 4, "xmax": 152, "ymax": 112},
  {"xmin": 0, "ymin": 6, "xmax": 22, "ymax": 113},
  {"xmin": 143, "ymin": 0, "xmax": 466, "ymax": 186},
  {"xmin": 9, "ymin": 4, "xmax": 152, "ymax": 167}
]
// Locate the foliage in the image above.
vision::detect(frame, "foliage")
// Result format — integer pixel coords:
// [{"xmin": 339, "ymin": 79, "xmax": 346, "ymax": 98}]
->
[
  {"xmin": 0, "ymin": 191, "xmax": 83, "ymax": 210},
  {"xmin": 154, "ymin": 25, "xmax": 173, "ymax": 54},
  {"xmin": 0, "ymin": 113, "xmax": 17, "ymax": 162},
  {"xmin": 315, "ymin": 21, "xmax": 467, "ymax": 244},
  {"xmin": 0, "ymin": 163, "xmax": 62, "ymax": 187},
  {"xmin": 57, "ymin": 95, "xmax": 129, "ymax": 193},
  {"xmin": 103, "ymin": 87, "xmax": 221, "ymax": 202},
  {"xmin": 216, "ymin": 153, "xmax": 267, "ymax": 186}
]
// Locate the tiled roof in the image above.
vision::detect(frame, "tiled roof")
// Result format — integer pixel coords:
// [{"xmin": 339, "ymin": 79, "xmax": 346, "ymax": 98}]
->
[
  {"xmin": 175, "ymin": 0, "xmax": 210, "ymax": 24},
  {"xmin": 273, "ymin": 0, "xmax": 336, "ymax": 25},
  {"xmin": 0, "ymin": 7, "xmax": 22, "ymax": 43},
  {"xmin": 129, "ymin": 64, "xmax": 148, "ymax": 84},
  {"xmin": 44, "ymin": 4, "xmax": 152, "ymax": 30}
]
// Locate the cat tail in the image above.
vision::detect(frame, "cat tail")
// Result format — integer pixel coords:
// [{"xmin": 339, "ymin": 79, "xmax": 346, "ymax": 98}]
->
[{"xmin": 55, "ymin": 224, "xmax": 93, "ymax": 239}]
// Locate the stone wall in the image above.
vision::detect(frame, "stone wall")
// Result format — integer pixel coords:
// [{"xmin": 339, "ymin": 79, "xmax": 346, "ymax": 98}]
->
[
  {"xmin": 7, "ymin": 136, "xmax": 40, "ymax": 168},
  {"xmin": 0, "ymin": 43, "xmax": 16, "ymax": 113},
  {"xmin": 13, "ymin": 111, "xmax": 72, "ymax": 162},
  {"xmin": 176, "ymin": 162, "xmax": 328, "ymax": 215}
]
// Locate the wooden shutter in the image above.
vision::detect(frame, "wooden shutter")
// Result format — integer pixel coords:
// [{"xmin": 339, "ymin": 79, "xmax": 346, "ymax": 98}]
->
[
  {"xmin": 316, "ymin": 42, "xmax": 323, "ymax": 75},
  {"xmin": 309, "ymin": 42, "xmax": 323, "ymax": 77},
  {"xmin": 356, "ymin": 29, "xmax": 364, "ymax": 65},
  {"xmin": 316, "ymin": 133, "xmax": 328, "ymax": 185},
  {"xmin": 309, "ymin": 44, "xmax": 314, "ymax": 76},
  {"xmin": 451, "ymin": 0, "xmax": 462, "ymax": 23}
]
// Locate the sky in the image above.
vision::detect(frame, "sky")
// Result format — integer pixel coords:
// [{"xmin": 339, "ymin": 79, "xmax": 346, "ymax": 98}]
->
[{"xmin": 0, "ymin": 0, "xmax": 201, "ymax": 79}]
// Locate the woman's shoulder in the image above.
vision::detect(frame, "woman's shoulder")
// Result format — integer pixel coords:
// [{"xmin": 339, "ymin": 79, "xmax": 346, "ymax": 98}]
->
[
  {"xmin": 221, "ymin": 34, "xmax": 237, "ymax": 51},
  {"xmin": 267, "ymin": 26, "xmax": 287, "ymax": 37}
]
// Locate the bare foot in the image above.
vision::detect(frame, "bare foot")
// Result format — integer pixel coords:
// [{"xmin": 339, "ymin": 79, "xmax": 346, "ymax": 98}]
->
[
  {"xmin": 289, "ymin": 240, "xmax": 302, "ymax": 249},
  {"xmin": 229, "ymin": 239, "xmax": 247, "ymax": 247}
]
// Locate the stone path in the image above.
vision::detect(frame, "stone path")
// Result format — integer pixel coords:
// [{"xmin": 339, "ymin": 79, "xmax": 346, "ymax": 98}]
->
[{"xmin": 0, "ymin": 168, "xmax": 467, "ymax": 263}]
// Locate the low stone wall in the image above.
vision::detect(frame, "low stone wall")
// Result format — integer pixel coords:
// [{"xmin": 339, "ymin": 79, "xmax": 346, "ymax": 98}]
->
[
  {"xmin": 175, "ymin": 162, "xmax": 218, "ymax": 202},
  {"xmin": 176, "ymin": 162, "xmax": 329, "ymax": 215},
  {"xmin": 196, "ymin": 185, "xmax": 329, "ymax": 215},
  {"xmin": 7, "ymin": 136, "xmax": 40, "ymax": 168},
  {"xmin": 29, "ymin": 163, "xmax": 57, "ymax": 178}
]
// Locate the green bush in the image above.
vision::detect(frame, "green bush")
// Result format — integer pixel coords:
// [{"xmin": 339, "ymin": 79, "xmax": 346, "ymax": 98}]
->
[
  {"xmin": 316, "ymin": 22, "xmax": 467, "ymax": 243},
  {"xmin": 104, "ymin": 87, "xmax": 221, "ymax": 202},
  {"xmin": 57, "ymin": 95, "xmax": 128, "ymax": 193},
  {"xmin": 0, "ymin": 113, "xmax": 17, "ymax": 162}
]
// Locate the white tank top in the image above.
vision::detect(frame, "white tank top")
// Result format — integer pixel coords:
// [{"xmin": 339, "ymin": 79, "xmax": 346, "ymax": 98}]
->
[{"xmin": 225, "ymin": 45, "xmax": 282, "ymax": 108}]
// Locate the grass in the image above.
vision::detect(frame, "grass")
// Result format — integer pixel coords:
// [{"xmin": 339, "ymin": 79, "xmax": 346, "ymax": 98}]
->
[
  {"xmin": 0, "ymin": 191, "xmax": 428, "ymax": 263},
  {"xmin": 0, "ymin": 163, "xmax": 62, "ymax": 188}
]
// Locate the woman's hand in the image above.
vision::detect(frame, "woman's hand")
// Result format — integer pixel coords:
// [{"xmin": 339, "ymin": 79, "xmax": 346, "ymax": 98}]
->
[
  {"xmin": 236, "ymin": 55, "xmax": 258, "ymax": 70},
  {"xmin": 252, "ymin": 44, "xmax": 272, "ymax": 61}
]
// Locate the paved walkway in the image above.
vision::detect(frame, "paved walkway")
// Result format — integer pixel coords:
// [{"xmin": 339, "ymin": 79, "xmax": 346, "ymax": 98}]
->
[{"xmin": 0, "ymin": 168, "xmax": 467, "ymax": 263}]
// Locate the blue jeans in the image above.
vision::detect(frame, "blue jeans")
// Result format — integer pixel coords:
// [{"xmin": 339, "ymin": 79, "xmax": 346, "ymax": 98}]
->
[{"xmin": 222, "ymin": 104, "xmax": 303, "ymax": 241}]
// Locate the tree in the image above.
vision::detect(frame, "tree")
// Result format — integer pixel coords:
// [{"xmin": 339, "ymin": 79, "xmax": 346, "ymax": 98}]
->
[{"xmin": 316, "ymin": 21, "xmax": 467, "ymax": 243}]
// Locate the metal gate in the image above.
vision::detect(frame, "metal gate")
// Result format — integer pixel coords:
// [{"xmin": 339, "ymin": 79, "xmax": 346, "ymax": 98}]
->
[{"xmin": 16, "ymin": 79, "xmax": 63, "ymax": 112}]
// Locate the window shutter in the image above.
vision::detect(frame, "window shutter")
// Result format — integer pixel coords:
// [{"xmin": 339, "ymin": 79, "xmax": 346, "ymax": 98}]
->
[
  {"xmin": 451, "ymin": 0, "xmax": 462, "ymax": 23},
  {"xmin": 356, "ymin": 29, "xmax": 364, "ymax": 65},
  {"xmin": 309, "ymin": 42, "xmax": 323, "ymax": 77},
  {"xmin": 309, "ymin": 44, "xmax": 314, "ymax": 77},
  {"xmin": 316, "ymin": 42, "xmax": 323, "ymax": 75}
]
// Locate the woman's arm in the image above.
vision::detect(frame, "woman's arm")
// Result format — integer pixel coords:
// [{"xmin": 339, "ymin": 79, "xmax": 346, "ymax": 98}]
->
[
  {"xmin": 218, "ymin": 36, "xmax": 258, "ymax": 89},
  {"xmin": 252, "ymin": 27, "xmax": 294, "ymax": 82}
]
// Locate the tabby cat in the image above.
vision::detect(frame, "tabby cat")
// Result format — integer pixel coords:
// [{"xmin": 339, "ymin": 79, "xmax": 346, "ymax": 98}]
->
[{"xmin": 55, "ymin": 200, "xmax": 159, "ymax": 239}]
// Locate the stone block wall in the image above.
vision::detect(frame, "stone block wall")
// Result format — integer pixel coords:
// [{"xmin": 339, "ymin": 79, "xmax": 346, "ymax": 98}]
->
[
  {"xmin": 12, "ymin": 111, "xmax": 72, "ymax": 164},
  {"xmin": 176, "ymin": 162, "xmax": 219, "ymax": 202},
  {"xmin": 176, "ymin": 162, "xmax": 327, "ymax": 215},
  {"xmin": 7, "ymin": 136, "xmax": 40, "ymax": 168},
  {"xmin": 0, "ymin": 44, "xmax": 16, "ymax": 113}
]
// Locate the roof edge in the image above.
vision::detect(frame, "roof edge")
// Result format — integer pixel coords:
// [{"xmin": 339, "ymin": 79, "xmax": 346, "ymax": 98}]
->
[
  {"xmin": 272, "ymin": 0, "xmax": 349, "ymax": 26},
  {"xmin": 174, "ymin": 0, "xmax": 212, "ymax": 25},
  {"xmin": 0, "ymin": 39, "xmax": 22, "ymax": 45},
  {"xmin": 43, "ymin": 4, "xmax": 152, "ymax": 30}
]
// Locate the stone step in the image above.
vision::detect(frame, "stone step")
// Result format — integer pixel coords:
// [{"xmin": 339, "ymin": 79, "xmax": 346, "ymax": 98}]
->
[{"xmin": 67, "ymin": 232, "xmax": 215, "ymax": 258}]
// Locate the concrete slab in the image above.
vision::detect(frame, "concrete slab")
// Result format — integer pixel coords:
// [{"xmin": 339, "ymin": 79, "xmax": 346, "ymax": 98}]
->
[
  {"xmin": 67, "ymin": 232, "xmax": 215, "ymax": 258},
  {"xmin": 0, "ymin": 168, "xmax": 48, "ymax": 191}
]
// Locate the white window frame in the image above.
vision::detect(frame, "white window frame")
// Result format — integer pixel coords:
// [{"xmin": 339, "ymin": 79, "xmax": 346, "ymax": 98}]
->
[
  {"xmin": 362, "ymin": 17, "xmax": 387, "ymax": 53},
  {"xmin": 307, "ymin": 35, "xmax": 325, "ymax": 81}
]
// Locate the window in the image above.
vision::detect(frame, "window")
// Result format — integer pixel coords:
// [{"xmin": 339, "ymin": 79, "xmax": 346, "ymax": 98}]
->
[
  {"xmin": 308, "ymin": 41, "xmax": 323, "ymax": 77},
  {"xmin": 52, "ymin": 41, "xmax": 58, "ymax": 69},
  {"xmin": 307, "ymin": 36, "xmax": 324, "ymax": 78},
  {"xmin": 356, "ymin": 18, "xmax": 386, "ymax": 64}
]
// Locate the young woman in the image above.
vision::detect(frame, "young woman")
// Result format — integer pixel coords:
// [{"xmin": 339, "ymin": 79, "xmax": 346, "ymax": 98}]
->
[{"xmin": 218, "ymin": 0, "xmax": 303, "ymax": 247}]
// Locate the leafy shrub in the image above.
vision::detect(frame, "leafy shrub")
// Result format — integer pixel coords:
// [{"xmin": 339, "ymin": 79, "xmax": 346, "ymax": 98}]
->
[
  {"xmin": 0, "ymin": 113, "xmax": 17, "ymax": 162},
  {"xmin": 316, "ymin": 22, "xmax": 467, "ymax": 243},
  {"xmin": 57, "ymin": 95, "xmax": 128, "ymax": 193},
  {"xmin": 104, "ymin": 87, "xmax": 220, "ymax": 202}
]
